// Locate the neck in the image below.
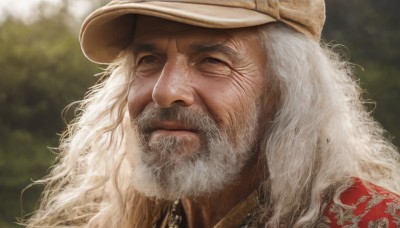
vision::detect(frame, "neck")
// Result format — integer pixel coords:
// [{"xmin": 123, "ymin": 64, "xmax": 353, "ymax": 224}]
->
[{"xmin": 181, "ymin": 152, "xmax": 265, "ymax": 228}]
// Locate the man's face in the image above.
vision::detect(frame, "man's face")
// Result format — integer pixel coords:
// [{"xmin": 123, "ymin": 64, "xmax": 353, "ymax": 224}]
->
[{"xmin": 127, "ymin": 16, "xmax": 269, "ymax": 198}]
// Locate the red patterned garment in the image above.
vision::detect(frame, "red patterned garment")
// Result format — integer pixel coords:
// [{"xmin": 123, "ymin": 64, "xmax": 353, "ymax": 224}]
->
[{"xmin": 319, "ymin": 178, "xmax": 400, "ymax": 227}]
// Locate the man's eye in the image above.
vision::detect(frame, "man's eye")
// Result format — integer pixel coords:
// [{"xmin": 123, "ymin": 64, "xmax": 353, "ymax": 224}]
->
[
  {"xmin": 202, "ymin": 57, "xmax": 224, "ymax": 65},
  {"xmin": 138, "ymin": 55, "xmax": 159, "ymax": 65}
]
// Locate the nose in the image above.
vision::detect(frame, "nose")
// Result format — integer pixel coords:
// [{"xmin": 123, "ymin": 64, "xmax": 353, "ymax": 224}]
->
[{"xmin": 152, "ymin": 59, "xmax": 195, "ymax": 108}]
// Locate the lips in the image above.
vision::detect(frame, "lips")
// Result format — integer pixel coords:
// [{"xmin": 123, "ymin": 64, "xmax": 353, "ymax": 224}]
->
[
  {"xmin": 144, "ymin": 120, "xmax": 203, "ymax": 158},
  {"xmin": 148, "ymin": 121, "xmax": 199, "ymax": 133}
]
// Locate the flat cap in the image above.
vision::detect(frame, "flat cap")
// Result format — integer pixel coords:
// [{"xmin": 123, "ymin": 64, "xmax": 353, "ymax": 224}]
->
[{"xmin": 80, "ymin": 0, "xmax": 326, "ymax": 64}]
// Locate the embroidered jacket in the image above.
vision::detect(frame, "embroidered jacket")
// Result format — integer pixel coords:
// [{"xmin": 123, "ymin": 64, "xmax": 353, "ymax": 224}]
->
[
  {"xmin": 157, "ymin": 178, "xmax": 400, "ymax": 227},
  {"xmin": 320, "ymin": 178, "xmax": 400, "ymax": 227}
]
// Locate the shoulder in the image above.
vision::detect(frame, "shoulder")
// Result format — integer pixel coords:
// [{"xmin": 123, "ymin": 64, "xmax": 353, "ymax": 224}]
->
[{"xmin": 320, "ymin": 178, "xmax": 400, "ymax": 228}]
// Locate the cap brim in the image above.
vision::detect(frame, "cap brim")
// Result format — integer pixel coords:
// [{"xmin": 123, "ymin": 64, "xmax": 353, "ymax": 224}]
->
[{"xmin": 80, "ymin": 2, "xmax": 276, "ymax": 64}]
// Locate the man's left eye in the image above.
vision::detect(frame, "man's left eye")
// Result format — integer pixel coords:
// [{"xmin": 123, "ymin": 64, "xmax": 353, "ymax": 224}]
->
[{"xmin": 202, "ymin": 57, "xmax": 224, "ymax": 65}]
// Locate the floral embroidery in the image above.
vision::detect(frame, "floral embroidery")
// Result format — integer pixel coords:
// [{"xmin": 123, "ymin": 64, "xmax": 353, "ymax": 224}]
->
[
  {"xmin": 385, "ymin": 202, "xmax": 400, "ymax": 226},
  {"xmin": 320, "ymin": 178, "xmax": 400, "ymax": 228},
  {"xmin": 368, "ymin": 218, "xmax": 389, "ymax": 228},
  {"xmin": 330, "ymin": 203, "xmax": 355, "ymax": 225}
]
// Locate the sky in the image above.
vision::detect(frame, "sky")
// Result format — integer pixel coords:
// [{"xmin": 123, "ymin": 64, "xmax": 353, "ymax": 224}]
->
[{"xmin": 0, "ymin": 0, "xmax": 93, "ymax": 23}]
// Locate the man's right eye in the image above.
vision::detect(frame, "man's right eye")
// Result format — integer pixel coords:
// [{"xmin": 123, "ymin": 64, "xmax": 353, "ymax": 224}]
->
[{"xmin": 137, "ymin": 55, "xmax": 159, "ymax": 65}]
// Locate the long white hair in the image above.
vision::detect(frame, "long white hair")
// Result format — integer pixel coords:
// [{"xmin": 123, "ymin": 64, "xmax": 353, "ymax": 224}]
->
[
  {"xmin": 24, "ymin": 23, "xmax": 400, "ymax": 227},
  {"xmin": 259, "ymin": 24, "xmax": 400, "ymax": 227}
]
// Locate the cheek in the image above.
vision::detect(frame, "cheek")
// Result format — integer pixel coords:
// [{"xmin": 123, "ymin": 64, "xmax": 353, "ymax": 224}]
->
[
  {"xmin": 128, "ymin": 77, "xmax": 157, "ymax": 119},
  {"xmin": 197, "ymin": 73, "xmax": 263, "ymax": 130}
]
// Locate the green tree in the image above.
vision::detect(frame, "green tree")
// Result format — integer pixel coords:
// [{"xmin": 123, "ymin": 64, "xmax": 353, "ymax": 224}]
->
[
  {"xmin": 0, "ymin": 11, "xmax": 98, "ymax": 228},
  {"xmin": 324, "ymin": 0, "xmax": 400, "ymax": 147}
]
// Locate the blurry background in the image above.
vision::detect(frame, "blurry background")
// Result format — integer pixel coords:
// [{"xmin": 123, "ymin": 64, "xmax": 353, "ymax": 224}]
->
[{"xmin": 0, "ymin": 0, "xmax": 399, "ymax": 227}]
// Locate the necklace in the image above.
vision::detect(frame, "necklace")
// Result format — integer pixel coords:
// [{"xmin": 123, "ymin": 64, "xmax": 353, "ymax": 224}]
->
[{"xmin": 168, "ymin": 200, "xmax": 183, "ymax": 228}]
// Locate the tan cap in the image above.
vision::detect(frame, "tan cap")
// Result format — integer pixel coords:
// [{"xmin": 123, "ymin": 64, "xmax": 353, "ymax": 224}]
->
[{"xmin": 80, "ymin": 0, "xmax": 326, "ymax": 64}]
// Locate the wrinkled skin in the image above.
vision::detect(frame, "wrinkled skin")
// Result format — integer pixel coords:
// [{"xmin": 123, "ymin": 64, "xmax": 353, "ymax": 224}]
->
[{"xmin": 128, "ymin": 16, "xmax": 273, "ymax": 228}]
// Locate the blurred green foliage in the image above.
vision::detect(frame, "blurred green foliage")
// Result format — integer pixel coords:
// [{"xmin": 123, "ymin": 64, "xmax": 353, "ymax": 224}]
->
[
  {"xmin": 0, "ymin": 6, "xmax": 98, "ymax": 227},
  {"xmin": 0, "ymin": 0, "xmax": 399, "ymax": 227},
  {"xmin": 324, "ymin": 0, "xmax": 400, "ymax": 146}
]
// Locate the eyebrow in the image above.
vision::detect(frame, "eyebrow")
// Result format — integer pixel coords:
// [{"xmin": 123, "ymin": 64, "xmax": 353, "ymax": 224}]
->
[
  {"xmin": 132, "ymin": 42, "xmax": 240, "ymax": 59},
  {"xmin": 132, "ymin": 43, "xmax": 159, "ymax": 56},
  {"xmin": 189, "ymin": 42, "xmax": 238, "ymax": 59}
]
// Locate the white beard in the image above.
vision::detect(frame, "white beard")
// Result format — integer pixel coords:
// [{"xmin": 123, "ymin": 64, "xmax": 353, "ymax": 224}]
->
[{"xmin": 127, "ymin": 105, "xmax": 260, "ymax": 200}]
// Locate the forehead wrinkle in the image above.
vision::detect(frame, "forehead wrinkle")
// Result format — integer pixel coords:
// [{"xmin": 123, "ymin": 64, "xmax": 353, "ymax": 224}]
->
[{"xmin": 166, "ymin": 36, "xmax": 182, "ymax": 55}]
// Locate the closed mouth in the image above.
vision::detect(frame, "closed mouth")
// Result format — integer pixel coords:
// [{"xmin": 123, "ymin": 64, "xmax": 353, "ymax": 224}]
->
[{"xmin": 147, "ymin": 120, "xmax": 199, "ymax": 133}]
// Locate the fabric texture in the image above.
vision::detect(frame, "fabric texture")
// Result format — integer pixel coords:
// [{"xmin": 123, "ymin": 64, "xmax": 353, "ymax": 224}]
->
[
  {"xmin": 319, "ymin": 178, "xmax": 400, "ymax": 228},
  {"xmin": 155, "ymin": 178, "xmax": 400, "ymax": 227}
]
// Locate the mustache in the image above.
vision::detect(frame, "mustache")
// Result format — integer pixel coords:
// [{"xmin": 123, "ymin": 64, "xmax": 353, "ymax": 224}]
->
[{"xmin": 134, "ymin": 105, "xmax": 219, "ymax": 135}]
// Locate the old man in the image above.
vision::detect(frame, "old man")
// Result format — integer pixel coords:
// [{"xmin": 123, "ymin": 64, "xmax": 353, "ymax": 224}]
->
[{"xmin": 27, "ymin": 0, "xmax": 400, "ymax": 227}]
